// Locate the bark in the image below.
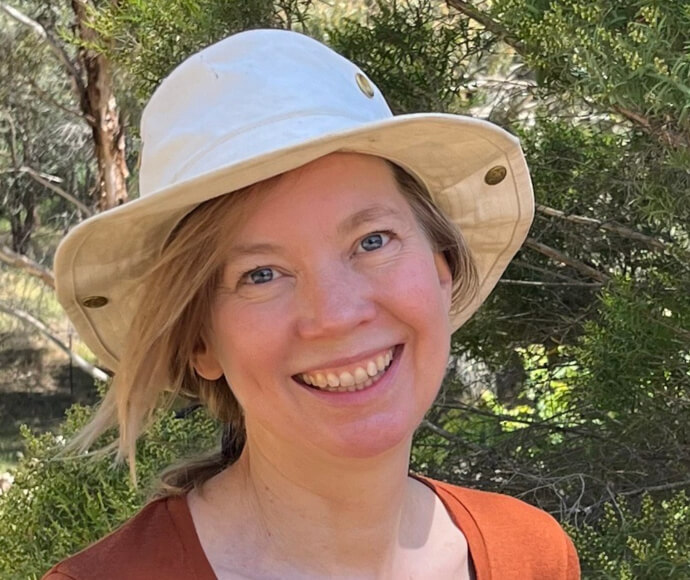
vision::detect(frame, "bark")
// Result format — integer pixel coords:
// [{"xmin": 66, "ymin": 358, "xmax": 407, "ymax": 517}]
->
[
  {"xmin": 71, "ymin": 0, "xmax": 128, "ymax": 210},
  {"xmin": 1, "ymin": 1, "xmax": 129, "ymax": 210}
]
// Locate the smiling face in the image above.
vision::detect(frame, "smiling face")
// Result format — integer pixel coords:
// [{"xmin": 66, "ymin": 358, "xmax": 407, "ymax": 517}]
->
[{"xmin": 194, "ymin": 153, "xmax": 454, "ymax": 459}]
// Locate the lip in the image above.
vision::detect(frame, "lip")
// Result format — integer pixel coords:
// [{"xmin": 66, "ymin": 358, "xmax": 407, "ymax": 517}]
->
[
  {"xmin": 294, "ymin": 344, "xmax": 404, "ymax": 403},
  {"xmin": 293, "ymin": 344, "xmax": 398, "ymax": 376}
]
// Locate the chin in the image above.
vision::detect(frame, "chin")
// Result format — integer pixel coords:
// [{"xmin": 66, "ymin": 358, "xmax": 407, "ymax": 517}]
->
[{"xmin": 320, "ymin": 415, "xmax": 417, "ymax": 460}]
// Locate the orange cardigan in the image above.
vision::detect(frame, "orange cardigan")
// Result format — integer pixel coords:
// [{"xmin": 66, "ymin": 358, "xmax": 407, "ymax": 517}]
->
[{"xmin": 43, "ymin": 477, "xmax": 580, "ymax": 579}]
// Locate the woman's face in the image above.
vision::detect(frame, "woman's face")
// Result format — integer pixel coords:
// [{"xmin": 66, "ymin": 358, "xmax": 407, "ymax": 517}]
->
[{"xmin": 195, "ymin": 153, "xmax": 454, "ymax": 459}]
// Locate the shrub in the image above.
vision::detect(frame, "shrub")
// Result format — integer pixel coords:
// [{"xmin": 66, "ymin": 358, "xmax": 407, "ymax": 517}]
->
[
  {"xmin": 0, "ymin": 402, "xmax": 219, "ymax": 580},
  {"xmin": 569, "ymin": 492, "xmax": 690, "ymax": 579},
  {"xmin": 4, "ymin": 396, "xmax": 690, "ymax": 580}
]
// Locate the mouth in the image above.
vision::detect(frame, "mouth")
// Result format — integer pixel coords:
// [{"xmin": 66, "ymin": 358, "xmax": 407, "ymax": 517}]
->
[{"xmin": 293, "ymin": 344, "xmax": 403, "ymax": 393}]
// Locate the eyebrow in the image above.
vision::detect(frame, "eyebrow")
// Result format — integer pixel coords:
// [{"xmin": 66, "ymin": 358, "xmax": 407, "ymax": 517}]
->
[
  {"xmin": 225, "ymin": 203, "xmax": 403, "ymax": 263},
  {"xmin": 336, "ymin": 204, "xmax": 403, "ymax": 236}
]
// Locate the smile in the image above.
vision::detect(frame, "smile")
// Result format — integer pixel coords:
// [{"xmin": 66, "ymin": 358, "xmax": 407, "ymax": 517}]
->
[{"xmin": 295, "ymin": 346, "xmax": 399, "ymax": 393}]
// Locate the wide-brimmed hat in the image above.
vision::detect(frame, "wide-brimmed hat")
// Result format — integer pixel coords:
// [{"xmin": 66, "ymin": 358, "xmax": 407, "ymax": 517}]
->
[{"xmin": 54, "ymin": 28, "xmax": 534, "ymax": 372}]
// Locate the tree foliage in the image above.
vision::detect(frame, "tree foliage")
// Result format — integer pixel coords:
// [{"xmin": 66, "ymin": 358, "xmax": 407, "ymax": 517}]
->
[
  {"xmin": 326, "ymin": 0, "xmax": 490, "ymax": 114},
  {"xmin": 83, "ymin": 0, "xmax": 311, "ymax": 102},
  {"xmin": 0, "ymin": 403, "xmax": 219, "ymax": 579},
  {"xmin": 0, "ymin": 1, "xmax": 91, "ymax": 255},
  {"xmin": 567, "ymin": 491, "xmax": 690, "ymax": 579},
  {"xmin": 492, "ymin": 0, "xmax": 690, "ymax": 149},
  {"xmin": 1, "ymin": 1, "xmax": 689, "ymax": 578}
]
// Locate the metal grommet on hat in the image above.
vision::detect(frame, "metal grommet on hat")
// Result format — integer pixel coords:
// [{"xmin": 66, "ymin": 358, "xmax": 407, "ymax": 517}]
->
[
  {"xmin": 484, "ymin": 165, "xmax": 507, "ymax": 185},
  {"xmin": 82, "ymin": 296, "xmax": 108, "ymax": 309},
  {"xmin": 355, "ymin": 72, "xmax": 375, "ymax": 98}
]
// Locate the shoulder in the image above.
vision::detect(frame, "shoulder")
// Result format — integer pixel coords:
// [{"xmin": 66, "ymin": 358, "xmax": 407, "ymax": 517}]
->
[
  {"xmin": 436, "ymin": 478, "xmax": 562, "ymax": 529},
  {"xmin": 420, "ymin": 477, "xmax": 580, "ymax": 579},
  {"xmin": 42, "ymin": 495, "xmax": 196, "ymax": 580}
]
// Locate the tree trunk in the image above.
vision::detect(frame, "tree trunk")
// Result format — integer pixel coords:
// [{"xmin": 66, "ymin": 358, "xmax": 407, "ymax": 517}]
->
[
  {"xmin": 8, "ymin": 194, "xmax": 36, "ymax": 255},
  {"xmin": 71, "ymin": 0, "xmax": 128, "ymax": 211}
]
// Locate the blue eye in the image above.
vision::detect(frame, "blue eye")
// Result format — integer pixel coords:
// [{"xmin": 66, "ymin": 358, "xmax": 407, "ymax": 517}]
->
[
  {"xmin": 358, "ymin": 232, "xmax": 391, "ymax": 252},
  {"xmin": 244, "ymin": 267, "xmax": 279, "ymax": 285}
]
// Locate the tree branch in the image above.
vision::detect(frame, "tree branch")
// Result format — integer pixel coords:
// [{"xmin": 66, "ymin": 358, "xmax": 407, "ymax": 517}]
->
[
  {"xmin": 437, "ymin": 402, "xmax": 606, "ymax": 440},
  {"xmin": 445, "ymin": 0, "xmax": 525, "ymax": 53},
  {"xmin": 524, "ymin": 238, "xmax": 610, "ymax": 283},
  {"xmin": 0, "ymin": 302, "xmax": 109, "ymax": 382},
  {"xmin": 619, "ymin": 478, "xmax": 690, "ymax": 498},
  {"xmin": 0, "ymin": 2, "xmax": 87, "ymax": 99},
  {"xmin": 22, "ymin": 75, "xmax": 91, "ymax": 123},
  {"xmin": 1, "ymin": 112, "xmax": 19, "ymax": 168},
  {"xmin": 419, "ymin": 419, "xmax": 486, "ymax": 453},
  {"xmin": 0, "ymin": 245, "xmax": 55, "ymax": 288},
  {"xmin": 499, "ymin": 279, "xmax": 602, "ymax": 287},
  {"xmin": 444, "ymin": 2, "xmax": 690, "ymax": 150},
  {"xmin": 513, "ymin": 259, "xmax": 593, "ymax": 284},
  {"xmin": 536, "ymin": 204, "xmax": 666, "ymax": 251},
  {"xmin": 613, "ymin": 105, "xmax": 689, "ymax": 150},
  {"xmin": 17, "ymin": 165, "xmax": 93, "ymax": 216}
]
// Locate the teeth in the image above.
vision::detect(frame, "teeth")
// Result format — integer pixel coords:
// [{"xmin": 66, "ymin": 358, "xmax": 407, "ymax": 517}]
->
[
  {"xmin": 300, "ymin": 347, "xmax": 396, "ymax": 391},
  {"xmin": 354, "ymin": 367, "xmax": 368, "ymax": 383},
  {"xmin": 339, "ymin": 371, "xmax": 355, "ymax": 387}
]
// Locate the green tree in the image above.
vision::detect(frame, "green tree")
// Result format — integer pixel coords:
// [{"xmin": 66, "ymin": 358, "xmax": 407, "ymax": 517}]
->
[
  {"xmin": 0, "ymin": 403, "xmax": 219, "ymax": 579},
  {"xmin": 1, "ymin": 1, "xmax": 689, "ymax": 577}
]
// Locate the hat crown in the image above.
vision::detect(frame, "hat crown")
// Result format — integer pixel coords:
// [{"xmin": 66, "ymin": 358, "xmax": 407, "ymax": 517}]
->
[{"xmin": 139, "ymin": 29, "xmax": 392, "ymax": 197}]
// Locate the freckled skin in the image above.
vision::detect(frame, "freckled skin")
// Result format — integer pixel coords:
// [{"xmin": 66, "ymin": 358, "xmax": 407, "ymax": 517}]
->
[{"xmin": 194, "ymin": 152, "xmax": 453, "ymax": 460}]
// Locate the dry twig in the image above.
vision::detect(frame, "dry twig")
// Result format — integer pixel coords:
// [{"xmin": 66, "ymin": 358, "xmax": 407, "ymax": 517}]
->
[
  {"xmin": 0, "ymin": 301, "xmax": 108, "ymax": 382},
  {"xmin": 0, "ymin": 245, "xmax": 55, "ymax": 288}
]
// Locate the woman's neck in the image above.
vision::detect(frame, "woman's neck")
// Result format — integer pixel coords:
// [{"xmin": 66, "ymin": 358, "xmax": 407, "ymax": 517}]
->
[{"xmin": 192, "ymin": 432, "xmax": 426, "ymax": 578}]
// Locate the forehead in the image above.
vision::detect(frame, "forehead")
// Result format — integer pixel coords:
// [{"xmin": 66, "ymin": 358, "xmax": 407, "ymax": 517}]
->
[{"xmin": 229, "ymin": 153, "xmax": 413, "ymax": 235}]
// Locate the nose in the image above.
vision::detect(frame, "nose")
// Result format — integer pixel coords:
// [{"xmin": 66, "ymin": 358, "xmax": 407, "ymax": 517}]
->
[{"xmin": 295, "ymin": 265, "xmax": 377, "ymax": 339}]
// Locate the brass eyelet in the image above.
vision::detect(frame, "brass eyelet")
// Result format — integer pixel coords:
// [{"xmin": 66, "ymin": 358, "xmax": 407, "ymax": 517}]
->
[
  {"xmin": 82, "ymin": 296, "xmax": 108, "ymax": 309},
  {"xmin": 484, "ymin": 166, "xmax": 507, "ymax": 185},
  {"xmin": 355, "ymin": 72, "xmax": 375, "ymax": 98}
]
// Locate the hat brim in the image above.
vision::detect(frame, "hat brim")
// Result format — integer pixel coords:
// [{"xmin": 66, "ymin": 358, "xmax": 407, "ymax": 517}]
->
[{"xmin": 55, "ymin": 113, "xmax": 533, "ymax": 371}]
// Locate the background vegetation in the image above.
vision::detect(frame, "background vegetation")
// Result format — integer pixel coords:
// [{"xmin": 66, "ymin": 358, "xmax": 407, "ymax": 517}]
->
[{"xmin": 0, "ymin": 0, "xmax": 688, "ymax": 578}]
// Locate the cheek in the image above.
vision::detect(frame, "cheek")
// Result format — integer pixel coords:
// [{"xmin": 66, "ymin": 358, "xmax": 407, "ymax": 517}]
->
[
  {"xmin": 380, "ymin": 253, "xmax": 451, "ymax": 328},
  {"xmin": 209, "ymin": 299, "xmax": 291, "ymax": 384},
  {"xmin": 379, "ymin": 253, "xmax": 452, "ymax": 388}
]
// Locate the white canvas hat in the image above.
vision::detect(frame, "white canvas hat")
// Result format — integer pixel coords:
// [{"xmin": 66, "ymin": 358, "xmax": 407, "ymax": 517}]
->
[{"xmin": 54, "ymin": 28, "xmax": 534, "ymax": 371}]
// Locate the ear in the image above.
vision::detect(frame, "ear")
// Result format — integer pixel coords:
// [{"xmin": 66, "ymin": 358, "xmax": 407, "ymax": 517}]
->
[
  {"xmin": 433, "ymin": 252, "xmax": 453, "ymax": 311},
  {"xmin": 192, "ymin": 339, "xmax": 224, "ymax": 381}
]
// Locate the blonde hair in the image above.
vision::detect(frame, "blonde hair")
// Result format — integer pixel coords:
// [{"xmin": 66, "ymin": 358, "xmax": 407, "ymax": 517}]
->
[{"xmin": 69, "ymin": 161, "xmax": 477, "ymax": 494}]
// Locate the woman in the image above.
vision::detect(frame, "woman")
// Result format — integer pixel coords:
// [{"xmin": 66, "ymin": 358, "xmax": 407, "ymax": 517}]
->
[{"xmin": 44, "ymin": 29, "xmax": 579, "ymax": 579}]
